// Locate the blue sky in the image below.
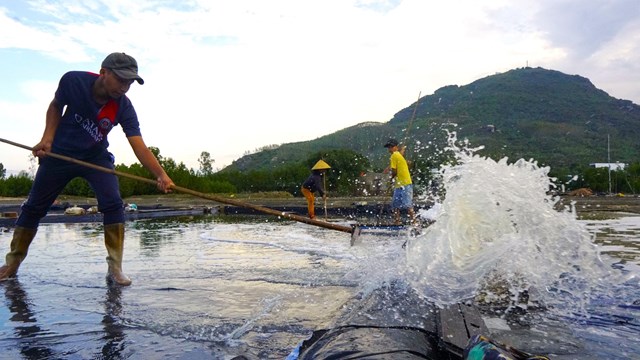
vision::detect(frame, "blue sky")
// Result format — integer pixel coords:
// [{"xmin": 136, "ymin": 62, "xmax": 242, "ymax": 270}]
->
[{"xmin": 1, "ymin": 0, "xmax": 639, "ymax": 175}]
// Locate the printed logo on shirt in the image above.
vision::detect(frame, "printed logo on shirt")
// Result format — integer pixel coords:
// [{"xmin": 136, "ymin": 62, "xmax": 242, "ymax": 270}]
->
[
  {"xmin": 73, "ymin": 100, "xmax": 119, "ymax": 143},
  {"xmin": 97, "ymin": 100, "xmax": 118, "ymax": 129},
  {"xmin": 75, "ymin": 113, "xmax": 103, "ymax": 142},
  {"xmin": 98, "ymin": 118, "xmax": 113, "ymax": 131}
]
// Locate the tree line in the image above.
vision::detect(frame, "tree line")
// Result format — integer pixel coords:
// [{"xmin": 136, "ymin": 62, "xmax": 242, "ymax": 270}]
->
[
  {"xmin": 0, "ymin": 148, "xmax": 371, "ymax": 198},
  {"xmin": 1, "ymin": 148, "xmax": 640, "ymax": 198}
]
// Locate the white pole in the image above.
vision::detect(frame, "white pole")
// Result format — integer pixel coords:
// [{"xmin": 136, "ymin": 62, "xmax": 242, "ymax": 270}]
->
[{"xmin": 608, "ymin": 134, "xmax": 612, "ymax": 195}]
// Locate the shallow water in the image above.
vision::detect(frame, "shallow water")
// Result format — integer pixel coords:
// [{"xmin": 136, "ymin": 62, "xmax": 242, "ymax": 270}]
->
[
  {"xmin": 0, "ymin": 212, "xmax": 639, "ymax": 359},
  {"xmin": 0, "ymin": 216, "xmax": 410, "ymax": 359}
]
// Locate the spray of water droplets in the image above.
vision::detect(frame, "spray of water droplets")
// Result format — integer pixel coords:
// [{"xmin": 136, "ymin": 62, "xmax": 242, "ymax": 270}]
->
[{"xmin": 405, "ymin": 131, "xmax": 618, "ymax": 312}]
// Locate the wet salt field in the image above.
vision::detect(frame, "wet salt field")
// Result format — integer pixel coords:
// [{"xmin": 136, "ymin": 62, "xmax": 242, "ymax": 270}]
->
[
  {"xmin": 0, "ymin": 215, "xmax": 399, "ymax": 359},
  {"xmin": 0, "ymin": 210, "xmax": 639, "ymax": 359},
  {"xmin": 3, "ymin": 142, "xmax": 640, "ymax": 359}
]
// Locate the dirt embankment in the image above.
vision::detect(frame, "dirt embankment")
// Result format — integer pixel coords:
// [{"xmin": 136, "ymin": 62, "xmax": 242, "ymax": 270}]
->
[
  {"xmin": 1, "ymin": 194, "xmax": 638, "ymax": 218},
  {"xmin": 0, "ymin": 194, "xmax": 392, "ymax": 212},
  {"xmin": 556, "ymin": 195, "xmax": 640, "ymax": 218}
]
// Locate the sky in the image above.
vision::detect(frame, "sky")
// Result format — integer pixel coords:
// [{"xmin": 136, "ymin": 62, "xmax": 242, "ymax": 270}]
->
[{"xmin": 1, "ymin": 0, "xmax": 639, "ymax": 175}]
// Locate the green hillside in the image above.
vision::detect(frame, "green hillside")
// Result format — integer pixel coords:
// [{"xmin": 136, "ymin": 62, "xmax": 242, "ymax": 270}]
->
[
  {"xmin": 224, "ymin": 67, "xmax": 640, "ymax": 175},
  {"xmin": 226, "ymin": 121, "xmax": 404, "ymax": 172}
]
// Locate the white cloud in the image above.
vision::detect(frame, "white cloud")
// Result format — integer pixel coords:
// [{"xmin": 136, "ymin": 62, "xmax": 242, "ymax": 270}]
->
[{"xmin": 1, "ymin": 0, "xmax": 639, "ymax": 174}]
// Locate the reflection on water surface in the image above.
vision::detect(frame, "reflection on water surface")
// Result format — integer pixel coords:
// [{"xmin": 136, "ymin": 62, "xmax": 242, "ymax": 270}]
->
[{"xmin": 0, "ymin": 211, "xmax": 638, "ymax": 359}]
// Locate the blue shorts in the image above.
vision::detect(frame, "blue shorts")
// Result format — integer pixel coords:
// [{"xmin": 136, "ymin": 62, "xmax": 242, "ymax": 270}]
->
[{"xmin": 391, "ymin": 185, "xmax": 413, "ymax": 209}]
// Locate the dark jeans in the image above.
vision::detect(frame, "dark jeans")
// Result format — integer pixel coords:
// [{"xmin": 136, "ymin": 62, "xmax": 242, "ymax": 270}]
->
[{"xmin": 17, "ymin": 153, "xmax": 124, "ymax": 228}]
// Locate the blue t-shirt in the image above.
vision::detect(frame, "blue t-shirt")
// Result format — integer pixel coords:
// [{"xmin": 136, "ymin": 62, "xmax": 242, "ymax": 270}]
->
[{"xmin": 52, "ymin": 71, "xmax": 141, "ymax": 159}]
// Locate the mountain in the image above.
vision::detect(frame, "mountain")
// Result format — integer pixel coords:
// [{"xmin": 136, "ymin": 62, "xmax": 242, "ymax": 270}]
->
[{"xmin": 224, "ymin": 67, "xmax": 640, "ymax": 175}]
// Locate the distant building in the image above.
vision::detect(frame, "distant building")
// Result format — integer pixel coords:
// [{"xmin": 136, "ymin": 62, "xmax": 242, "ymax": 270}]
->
[{"xmin": 589, "ymin": 162, "xmax": 627, "ymax": 171}]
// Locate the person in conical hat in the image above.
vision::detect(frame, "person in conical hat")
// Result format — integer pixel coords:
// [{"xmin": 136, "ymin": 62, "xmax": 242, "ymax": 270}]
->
[{"xmin": 301, "ymin": 160, "xmax": 331, "ymax": 219}]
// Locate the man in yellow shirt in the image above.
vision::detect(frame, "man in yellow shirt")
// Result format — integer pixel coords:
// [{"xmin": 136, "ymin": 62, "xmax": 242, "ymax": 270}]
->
[{"xmin": 384, "ymin": 138, "xmax": 416, "ymax": 225}]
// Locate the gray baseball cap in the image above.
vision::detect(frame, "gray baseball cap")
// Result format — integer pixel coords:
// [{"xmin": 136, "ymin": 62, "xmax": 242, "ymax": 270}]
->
[
  {"xmin": 101, "ymin": 52, "xmax": 144, "ymax": 85},
  {"xmin": 384, "ymin": 138, "xmax": 399, "ymax": 148}
]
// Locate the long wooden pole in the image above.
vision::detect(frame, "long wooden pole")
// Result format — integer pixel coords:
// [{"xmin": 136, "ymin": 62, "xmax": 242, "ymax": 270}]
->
[
  {"xmin": 402, "ymin": 91, "xmax": 421, "ymax": 162},
  {"xmin": 404, "ymin": 91, "xmax": 421, "ymax": 141},
  {"xmin": 0, "ymin": 138, "xmax": 361, "ymax": 243},
  {"xmin": 323, "ymin": 173, "xmax": 328, "ymax": 220}
]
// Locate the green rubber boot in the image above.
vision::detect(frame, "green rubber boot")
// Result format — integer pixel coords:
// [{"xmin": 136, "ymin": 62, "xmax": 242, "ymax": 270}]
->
[
  {"xmin": 104, "ymin": 223, "xmax": 132, "ymax": 286},
  {"xmin": 0, "ymin": 226, "xmax": 38, "ymax": 281}
]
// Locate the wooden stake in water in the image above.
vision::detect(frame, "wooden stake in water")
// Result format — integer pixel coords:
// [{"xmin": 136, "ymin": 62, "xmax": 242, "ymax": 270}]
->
[{"xmin": 323, "ymin": 172, "xmax": 328, "ymax": 220}]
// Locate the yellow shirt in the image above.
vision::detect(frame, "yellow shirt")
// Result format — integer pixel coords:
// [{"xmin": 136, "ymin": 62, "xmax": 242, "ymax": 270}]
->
[{"xmin": 390, "ymin": 151, "xmax": 412, "ymax": 188}]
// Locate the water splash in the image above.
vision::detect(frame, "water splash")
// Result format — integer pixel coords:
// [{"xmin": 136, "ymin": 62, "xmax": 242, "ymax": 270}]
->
[{"xmin": 406, "ymin": 132, "xmax": 618, "ymax": 312}]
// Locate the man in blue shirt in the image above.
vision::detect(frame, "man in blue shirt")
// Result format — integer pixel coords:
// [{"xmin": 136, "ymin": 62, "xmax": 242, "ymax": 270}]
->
[{"xmin": 0, "ymin": 53, "xmax": 174, "ymax": 286}]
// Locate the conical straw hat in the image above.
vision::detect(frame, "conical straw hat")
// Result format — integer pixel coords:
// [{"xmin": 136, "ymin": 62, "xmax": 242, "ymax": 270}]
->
[{"xmin": 311, "ymin": 160, "xmax": 331, "ymax": 170}]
